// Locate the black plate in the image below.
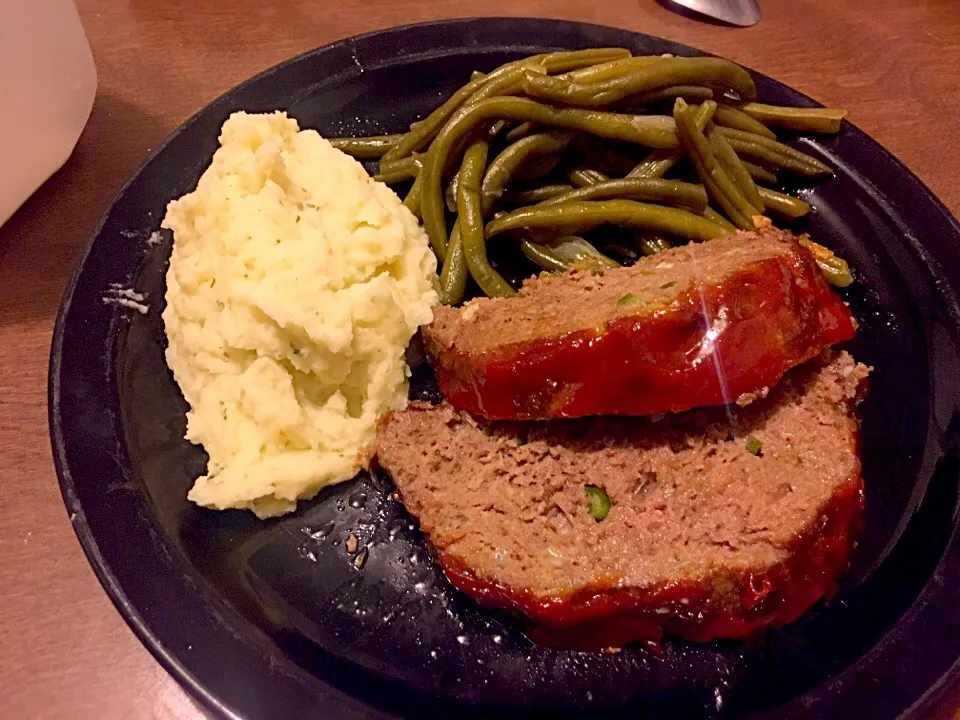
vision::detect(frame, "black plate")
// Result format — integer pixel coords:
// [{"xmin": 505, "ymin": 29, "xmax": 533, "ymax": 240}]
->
[{"xmin": 50, "ymin": 18, "xmax": 960, "ymax": 720}]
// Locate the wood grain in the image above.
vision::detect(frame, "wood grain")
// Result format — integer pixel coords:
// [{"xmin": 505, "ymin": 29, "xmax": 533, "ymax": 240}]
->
[{"xmin": 1, "ymin": 0, "xmax": 958, "ymax": 717}]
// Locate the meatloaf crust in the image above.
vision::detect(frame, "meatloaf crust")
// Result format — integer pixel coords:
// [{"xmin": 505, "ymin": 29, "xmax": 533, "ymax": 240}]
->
[
  {"xmin": 423, "ymin": 229, "xmax": 856, "ymax": 421},
  {"xmin": 375, "ymin": 352, "xmax": 869, "ymax": 649}
]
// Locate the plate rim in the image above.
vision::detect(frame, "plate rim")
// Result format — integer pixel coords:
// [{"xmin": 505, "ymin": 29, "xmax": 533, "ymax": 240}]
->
[{"xmin": 48, "ymin": 16, "xmax": 960, "ymax": 720}]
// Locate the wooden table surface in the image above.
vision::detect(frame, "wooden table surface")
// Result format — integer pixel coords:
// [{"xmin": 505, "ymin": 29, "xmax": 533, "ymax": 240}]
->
[{"xmin": 3, "ymin": 0, "xmax": 959, "ymax": 717}]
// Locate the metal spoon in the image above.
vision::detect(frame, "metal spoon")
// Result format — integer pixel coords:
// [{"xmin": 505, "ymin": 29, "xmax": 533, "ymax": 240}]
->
[{"xmin": 665, "ymin": 0, "xmax": 762, "ymax": 27}]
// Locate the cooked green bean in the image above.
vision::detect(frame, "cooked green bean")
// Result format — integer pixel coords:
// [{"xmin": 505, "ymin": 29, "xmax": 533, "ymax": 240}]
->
[
  {"xmin": 740, "ymin": 102, "xmax": 848, "ymax": 134},
  {"xmin": 627, "ymin": 84, "xmax": 715, "ymax": 106},
  {"xmin": 722, "ymin": 135, "xmax": 823, "ymax": 176},
  {"xmin": 433, "ymin": 99, "xmax": 678, "ymax": 192},
  {"xmin": 627, "ymin": 152, "xmax": 675, "ymax": 180},
  {"xmin": 712, "ymin": 105, "xmax": 776, "ymax": 140},
  {"xmin": 541, "ymin": 178, "xmax": 708, "ymax": 212},
  {"xmin": 403, "ymin": 173, "xmax": 423, "ymax": 216},
  {"xmin": 716, "ymin": 126, "xmax": 832, "ymax": 176},
  {"xmin": 422, "ymin": 98, "xmax": 680, "ymax": 254},
  {"xmin": 364, "ymin": 50, "xmax": 843, "ymax": 302},
  {"xmin": 521, "ymin": 57, "xmax": 757, "ymax": 107},
  {"xmin": 509, "ymin": 233, "xmax": 619, "ymax": 272},
  {"xmin": 639, "ymin": 235, "xmax": 672, "ymax": 255},
  {"xmin": 742, "ymin": 160, "xmax": 778, "ymax": 185},
  {"xmin": 445, "ymin": 171, "xmax": 460, "ymax": 213},
  {"xmin": 759, "ymin": 187, "xmax": 811, "ymax": 218},
  {"xmin": 452, "ymin": 119, "xmax": 513, "ymax": 208},
  {"xmin": 442, "ymin": 87, "xmax": 527, "ymax": 167},
  {"xmin": 462, "ymin": 99, "xmax": 678, "ymax": 159},
  {"xmin": 439, "ymin": 222, "xmax": 469, "ymax": 304},
  {"xmin": 520, "ymin": 239, "xmax": 572, "ymax": 272},
  {"xmin": 457, "ymin": 138, "xmax": 515, "ymax": 297},
  {"xmin": 488, "ymin": 119, "xmax": 511, "ymax": 137},
  {"xmin": 799, "ymin": 236, "xmax": 853, "ymax": 287},
  {"xmin": 567, "ymin": 167, "xmax": 610, "ymax": 187},
  {"xmin": 673, "ymin": 98, "xmax": 757, "ymax": 230},
  {"xmin": 817, "ymin": 257, "xmax": 854, "ymax": 287},
  {"xmin": 548, "ymin": 235, "xmax": 621, "ymax": 269},
  {"xmin": 374, "ymin": 154, "xmax": 421, "ymax": 184},
  {"xmin": 458, "ymin": 63, "xmax": 537, "ymax": 108},
  {"xmin": 504, "ymin": 121, "xmax": 537, "ymax": 142},
  {"xmin": 501, "ymin": 184, "xmax": 573, "ymax": 204},
  {"xmin": 381, "ymin": 48, "xmax": 630, "ymax": 163},
  {"xmin": 481, "ymin": 131, "xmax": 575, "ymax": 212},
  {"xmin": 486, "ymin": 200, "xmax": 729, "ymax": 243},
  {"xmin": 719, "ymin": 126, "xmax": 832, "ymax": 172},
  {"xmin": 561, "ymin": 55, "xmax": 662, "ymax": 83},
  {"xmin": 703, "ymin": 206, "xmax": 737, "ymax": 233},
  {"xmin": 628, "ymin": 101, "xmax": 716, "ymax": 179},
  {"xmin": 329, "ymin": 134, "xmax": 404, "ymax": 159},
  {"xmin": 707, "ymin": 122, "xmax": 764, "ymax": 213}
]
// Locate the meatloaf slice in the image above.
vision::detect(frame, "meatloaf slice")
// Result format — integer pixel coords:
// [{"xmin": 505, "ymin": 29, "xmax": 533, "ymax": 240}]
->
[
  {"xmin": 375, "ymin": 351, "xmax": 869, "ymax": 650},
  {"xmin": 423, "ymin": 229, "xmax": 856, "ymax": 420}
]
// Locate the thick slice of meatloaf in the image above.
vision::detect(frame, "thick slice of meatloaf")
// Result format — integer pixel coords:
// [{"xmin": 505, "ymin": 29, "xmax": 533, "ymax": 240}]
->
[
  {"xmin": 423, "ymin": 229, "xmax": 856, "ymax": 421},
  {"xmin": 375, "ymin": 351, "xmax": 869, "ymax": 650}
]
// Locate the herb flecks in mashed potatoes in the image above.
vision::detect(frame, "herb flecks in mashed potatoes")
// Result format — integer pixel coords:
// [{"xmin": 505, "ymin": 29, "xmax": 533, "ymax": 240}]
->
[{"xmin": 161, "ymin": 111, "xmax": 438, "ymax": 518}]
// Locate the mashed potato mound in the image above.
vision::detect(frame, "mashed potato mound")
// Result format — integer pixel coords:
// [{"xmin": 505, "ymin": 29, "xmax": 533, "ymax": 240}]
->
[{"xmin": 162, "ymin": 111, "xmax": 438, "ymax": 518}]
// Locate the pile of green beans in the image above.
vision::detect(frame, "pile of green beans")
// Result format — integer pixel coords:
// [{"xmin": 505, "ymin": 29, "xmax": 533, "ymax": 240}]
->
[{"xmin": 330, "ymin": 49, "xmax": 854, "ymax": 302}]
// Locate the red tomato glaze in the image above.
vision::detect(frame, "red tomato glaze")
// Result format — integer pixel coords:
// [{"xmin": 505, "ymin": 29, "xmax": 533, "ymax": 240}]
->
[{"xmin": 433, "ymin": 246, "xmax": 856, "ymax": 420}]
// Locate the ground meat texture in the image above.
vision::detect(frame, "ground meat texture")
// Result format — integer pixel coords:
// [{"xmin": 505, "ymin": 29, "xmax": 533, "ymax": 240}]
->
[
  {"xmin": 374, "ymin": 352, "xmax": 869, "ymax": 649},
  {"xmin": 423, "ymin": 229, "xmax": 856, "ymax": 421}
]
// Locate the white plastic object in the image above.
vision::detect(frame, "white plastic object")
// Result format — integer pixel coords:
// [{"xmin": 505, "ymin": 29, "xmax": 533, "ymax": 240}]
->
[{"xmin": 0, "ymin": 0, "xmax": 97, "ymax": 227}]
